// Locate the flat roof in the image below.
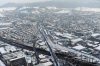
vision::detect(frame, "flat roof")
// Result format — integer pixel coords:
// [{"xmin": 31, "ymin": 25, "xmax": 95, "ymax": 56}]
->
[{"xmin": 73, "ymin": 45, "xmax": 85, "ymax": 50}]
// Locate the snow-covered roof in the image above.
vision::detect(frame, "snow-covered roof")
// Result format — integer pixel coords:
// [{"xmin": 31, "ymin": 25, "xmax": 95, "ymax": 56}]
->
[
  {"xmin": 43, "ymin": 62, "xmax": 53, "ymax": 66},
  {"xmin": 37, "ymin": 62, "xmax": 53, "ymax": 66},
  {"xmin": 46, "ymin": 7, "xmax": 57, "ymax": 9},
  {"xmin": 73, "ymin": 45, "xmax": 85, "ymax": 50},
  {"xmin": 0, "ymin": 47, "xmax": 7, "ymax": 54},
  {"xmin": 32, "ymin": 10, "xmax": 40, "ymax": 14},
  {"xmin": 71, "ymin": 38, "xmax": 83, "ymax": 44},
  {"xmin": 0, "ymin": 60, "xmax": 5, "ymax": 66},
  {"xmin": 0, "ymin": 27, "xmax": 10, "ymax": 30},
  {"xmin": 0, "ymin": 13, "xmax": 5, "ymax": 17},
  {"xmin": 5, "ymin": 46, "xmax": 17, "ymax": 52},
  {"xmin": 33, "ymin": 7, "xmax": 39, "ymax": 9},
  {"xmin": 3, "ymin": 51, "xmax": 25, "ymax": 61},
  {"xmin": 39, "ymin": 54, "xmax": 46, "ymax": 59},
  {"xmin": 87, "ymin": 43, "xmax": 96, "ymax": 47},
  {"xmin": 19, "ymin": 7, "xmax": 30, "ymax": 10},
  {"xmin": 55, "ymin": 10, "xmax": 70, "ymax": 13},
  {"xmin": 0, "ymin": 23, "xmax": 12, "ymax": 25},
  {"xmin": 0, "ymin": 7, "xmax": 16, "ymax": 12},
  {"xmin": 54, "ymin": 32, "xmax": 73, "ymax": 39},
  {"xmin": 95, "ymin": 46, "xmax": 100, "ymax": 50},
  {"xmin": 75, "ymin": 7, "xmax": 100, "ymax": 12},
  {"xmin": 62, "ymin": 33, "xmax": 73, "ymax": 39},
  {"xmin": 39, "ymin": 42, "xmax": 45, "ymax": 46},
  {"xmin": 91, "ymin": 33, "xmax": 100, "ymax": 37},
  {"xmin": 25, "ymin": 56, "xmax": 32, "ymax": 63},
  {"xmin": 54, "ymin": 32, "xmax": 63, "ymax": 36}
]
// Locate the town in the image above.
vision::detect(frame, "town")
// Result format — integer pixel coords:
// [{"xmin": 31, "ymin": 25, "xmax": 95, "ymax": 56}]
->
[{"xmin": 0, "ymin": 5, "xmax": 100, "ymax": 66}]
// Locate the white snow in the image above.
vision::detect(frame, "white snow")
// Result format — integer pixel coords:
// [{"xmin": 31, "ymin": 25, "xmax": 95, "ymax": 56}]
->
[
  {"xmin": 0, "ymin": 27, "xmax": 10, "ymax": 30},
  {"xmin": 46, "ymin": 7, "xmax": 57, "ymax": 9},
  {"xmin": 46, "ymin": 36, "xmax": 100, "ymax": 63},
  {"xmin": 71, "ymin": 38, "xmax": 83, "ymax": 44},
  {"xmin": 5, "ymin": 46, "xmax": 17, "ymax": 52},
  {"xmin": 39, "ymin": 42, "xmax": 45, "ymax": 46},
  {"xmin": 95, "ymin": 46, "xmax": 100, "ymax": 50},
  {"xmin": 25, "ymin": 56, "xmax": 32, "ymax": 63},
  {"xmin": 75, "ymin": 7, "xmax": 100, "ymax": 12},
  {"xmin": 87, "ymin": 43, "xmax": 97, "ymax": 47},
  {"xmin": 43, "ymin": 62, "xmax": 53, "ymax": 66},
  {"xmin": 19, "ymin": 7, "xmax": 30, "ymax": 10},
  {"xmin": 0, "ymin": 47, "xmax": 7, "ymax": 54},
  {"xmin": 0, "ymin": 7, "xmax": 16, "ymax": 12},
  {"xmin": 0, "ymin": 60, "xmax": 5, "ymax": 66},
  {"xmin": 91, "ymin": 33, "xmax": 100, "ymax": 38},
  {"xmin": 39, "ymin": 54, "xmax": 46, "ymax": 59},
  {"xmin": 94, "ymin": 41, "xmax": 99, "ymax": 44},
  {"xmin": 62, "ymin": 33, "xmax": 73, "ymax": 39},
  {"xmin": 32, "ymin": 10, "xmax": 40, "ymax": 14},
  {"xmin": 55, "ymin": 10, "xmax": 70, "ymax": 13},
  {"xmin": 36, "ymin": 62, "xmax": 53, "ymax": 66},
  {"xmin": 0, "ymin": 23, "xmax": 12, "ymax": 25},
  {"xmin": 73, "ymin": 45, "xmax": 85, "ymax": 50},
  {"xmin": 0, "ymin": 13, "xmax": 5, "ymax": 17},
  {"xmin": 20, "ymin": 11, "xmax": 29, "ymax": 13},
  {"xmin": 54, "ymin": 32, "xmax": 63, "ymax": 36},
  {"xmin": 33, "ymin": 7, "xmax": 39, "ymax": 9}
]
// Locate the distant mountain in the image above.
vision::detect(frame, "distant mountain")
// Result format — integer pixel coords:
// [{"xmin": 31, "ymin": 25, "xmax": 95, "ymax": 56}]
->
[
  {"xmin": 1, "ymin": 0, "xmax": 100, "ymax": 8},
  {"xmin": 0, "ymin": 3, "xmax": 29, "ymax": 7}
]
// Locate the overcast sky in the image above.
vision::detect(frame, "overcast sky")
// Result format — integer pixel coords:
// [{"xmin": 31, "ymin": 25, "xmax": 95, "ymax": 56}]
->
[
  {"xmin": 0, "ymin": 0, "xmax": 51, "ymax": 5},
  {"xmin": 0, "ymin": 0, "xmax": 100, "ymax": 6}
]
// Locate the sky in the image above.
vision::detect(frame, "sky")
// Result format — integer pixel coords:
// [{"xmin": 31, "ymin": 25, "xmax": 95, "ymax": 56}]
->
[
  {"xmin": 0, "ymin": 0, "xmax": 51, "ymax": 5},
  {"xmin": 0, "ymin": 0, "xmax": 99, "ymax": 4},
  {"xmin": 0, "ymin": 0, "xmax": 100, "ymax": 3},
  {"xmin": 0, "ymin": 0, "xmax": 100, "ymax": 7}
]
